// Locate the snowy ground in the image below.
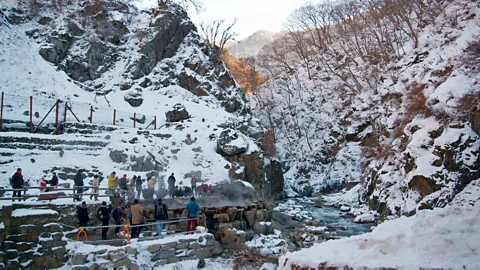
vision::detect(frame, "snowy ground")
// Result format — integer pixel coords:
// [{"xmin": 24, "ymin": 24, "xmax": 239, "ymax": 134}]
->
[{"xmin": 279, "ymin": 180, "xmax": 480, "ymax": 270}]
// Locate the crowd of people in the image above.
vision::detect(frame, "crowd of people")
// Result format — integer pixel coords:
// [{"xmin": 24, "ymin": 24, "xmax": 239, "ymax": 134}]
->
[
  {"xmin": 76, "ymin": 196, "xmax": 201, "ymax": 240},
  {"xmin": 9, "ymin": 168, "xmax": 208, "ymax": 239}
]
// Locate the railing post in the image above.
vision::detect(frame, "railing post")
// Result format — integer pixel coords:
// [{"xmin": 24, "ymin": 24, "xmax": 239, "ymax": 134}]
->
[
  {"xmin": 0, "ymin": 92, "xmax": 4, "ymax": 132},
  {"xmin": 154, "ymin": 116, "xmax": 157, "ymax": 129},
  {"xmin": 133, "ymin": 113, "xmax": 136, "ymax": 128},
  {"xmin": 73, "ymin": 185, "xmax": 76, "ymax": 202},
  {"xmin": 113, "ymin": 109, "xmax": 116, "ymax": 125},
  {"xmin": 23, "ymin": 187, "xmax": 27, "ymax": 201},
  {"xmin": 89, "ymin": 106, "xmax": 93, "ymax": 124},
  {"xmin": 64, "ymin": 102, "xmax": 68, "ymax": 123},
  {"xmin": 55, "ymin": 101, "xmax": 59, "ymax": 135},
  {"xmin": 30, "ymin": 96, "xmax": 33, "ymax": 133}
]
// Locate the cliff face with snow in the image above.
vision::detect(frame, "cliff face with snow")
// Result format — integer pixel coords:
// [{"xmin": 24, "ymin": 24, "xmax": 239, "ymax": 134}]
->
[
  {"xmin": 0, "ymin": 0, "xmax": 284, "ymax": 199},
  {"xmin": 251, "ymin": 0, "xmax": 480, "ymax": 216}
]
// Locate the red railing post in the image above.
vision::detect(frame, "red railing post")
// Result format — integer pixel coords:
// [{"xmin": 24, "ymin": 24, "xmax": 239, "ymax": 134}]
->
[
  {"xmin": 154, "ymin": 116, "xmax": 157, "ymax": 129},
  {"xmin": 133, "ymin": 113, "xmax": 136, "ymax": 128},
  {"xmin": 64, "ymin": 102, "xmax": 68, "ymax": 123},
  {"xmin": 55, "ymin": 100, "xmax": 59, "ymax": 135},
  {"xmin": 0, "ymin": 92, "xmax": 4, "ymax": 132},
  {"xmin": 89, "ymin": 106, "xmax": 93, "ymax": 123},
  {"xmin": 113, "ymin": 109, "xmax": 116, "ymax": 125},
  {"xmin": 30, "ymin": 96, "xmax": 33, "ymax": 133}
]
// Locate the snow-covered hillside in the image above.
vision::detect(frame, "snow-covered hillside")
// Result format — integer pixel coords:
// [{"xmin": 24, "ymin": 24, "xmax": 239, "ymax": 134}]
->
[
  {"xmin": 0, "ymin": 0, "xmax": 284, "ymax": 199},
  {"xmin": 251, "ymin": 0, "xmax": 480, "ymax": 216}
]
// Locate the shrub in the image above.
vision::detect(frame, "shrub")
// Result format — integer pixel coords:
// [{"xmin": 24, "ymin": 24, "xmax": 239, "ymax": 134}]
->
[
  {"xmin": 455, "ymin": 91, "xmax": 480, "ymax": 121},
  {"xmin": 462, "ymin": 38, "xmax": 480, "ymax": 67}
]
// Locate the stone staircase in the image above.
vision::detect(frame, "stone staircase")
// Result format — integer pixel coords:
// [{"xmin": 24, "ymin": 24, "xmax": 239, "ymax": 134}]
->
[{"xmin": 0, "ymin": 123, "xmax": 116, "ymax": 168}]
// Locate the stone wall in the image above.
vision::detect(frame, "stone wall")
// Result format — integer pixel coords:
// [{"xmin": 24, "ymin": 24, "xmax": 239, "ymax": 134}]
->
[
  {"xmin": 69, "ymin": 233, "xmax": 222, "ymax": 269},
  {"xmin": 0, "ymin": 206, "xmax": 67, "ymax": 269},
  {"xmin": 0, "ymin": 200, "xmax": 273, "ymax": 269}
]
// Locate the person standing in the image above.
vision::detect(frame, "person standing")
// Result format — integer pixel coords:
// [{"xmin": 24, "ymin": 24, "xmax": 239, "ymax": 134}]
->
[
  {"xmin": 130, "ymin": 199, "xmax": 144, "ymax": 238},
  {"xmin": 74, "ymin": 170, "xmax": 85, "ymax": 201},
  {"xmin": 191, "ymin": 177, "xmax": 197, "ymax": 197},
  {"xmin": 107, "ymin": 171, "xmax": 118, "ymax": 201},
  {"xmin": 77, "ymin": 201, "xmax": 90, "ymax": 228},
  {"xmin": 90, "ymin": 175, "xmax": 99, "ymax": 201},
  {"xmin": 148, "ymin": 176, "xmax": 156, "ymax": 190},
  {"xmin": 112, "ymin": 202, "xmax": 124, "ymax": 237},
  {"xmin": 10, "ymin": 168, "xmax": 24, "ymax": 202},
  {"xmin": 154, "ymin": 198, "xmax": 168, "ymax": 236},
  {"xmin": 167, "ymin": 173, "xmax": 176, "ymax": 198},
  {"xmin": 49, "ymin": 172, "xmax": 59, "ymax": 190},
  {"xmin": 135, "ymin": 176, "xmax": 143, "ymax": 199},
  {"xmin": 39, "ymin": 176, "xmax": 47, "ymax": 192},
  {"xmin": 97, "ymin": 201, "xmax": 112, "ymax": 240},
  {"xmin": 129, "ymin": 175, "xmax": 136, "ymax": 189},
  {"xmin": 112, "ymin": 191, "xmax": 125, "ymax": 209},
  {"xmin": 186, "ymin": 196, "xmax": 201, "ymax": 232},
  {"xmin": 119, "ymin": 174, "xmax": 128, "ymax": 195}
]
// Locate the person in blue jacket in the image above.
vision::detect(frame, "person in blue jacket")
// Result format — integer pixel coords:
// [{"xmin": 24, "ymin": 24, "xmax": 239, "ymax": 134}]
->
[{"xmin": 186, "ymin": 196, "xmax": 201, "ymax": 232}]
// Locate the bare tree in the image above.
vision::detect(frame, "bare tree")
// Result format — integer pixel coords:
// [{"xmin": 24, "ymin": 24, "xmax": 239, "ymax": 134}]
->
[
  {"xmin": 159, "ymin": 0, "xmax": 203, "ymax": 12},
  {"xmin": 199, "ymin": 18, "xmax": 238, "ymax": 52}
]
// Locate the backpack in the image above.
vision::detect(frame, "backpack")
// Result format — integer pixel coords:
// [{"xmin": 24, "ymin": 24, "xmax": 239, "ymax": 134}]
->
[
  {"xmin": 112, "ymin": 208, "xmax": 119, "ymax": 220},
  {"xmin": 97, "ymin": 208, "xmax": 104, "ymax": 220},
  {"xmin": 156, "ymin": 204, "xmax": 165, "ymax": 218}
]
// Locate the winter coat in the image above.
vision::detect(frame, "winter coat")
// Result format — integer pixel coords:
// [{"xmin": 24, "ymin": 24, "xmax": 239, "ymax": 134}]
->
[
  {"xmin": 186, "ymin": 201, "xmax": 201, "ymax": 218},
  {"xmin": 112, "ymin": 194, "xmax": 125, "ymax": 209},
  {"xmin": 155, "ymin": 203, "xmax": 168, "ymax": 221},
  {"xmin": 11, "ymin": 172, "xmax": 24, "ymax": 188},
  {"xmin": 77, "ymin": 205, "xmax": 90, "ymax": 225},
  {"xmin": 92, "ymin": 178, "xmax": 99, "ymax": 194},
  {"xmin": 107, "ymin": 174, "xmax": 117, "ymax": 189},
  {"xmin": 148, "ymin": 178, "xmax": 156, "ymax": 190},
  {"xmin": 74, "ymin": 173, "xmax": 84, "ymax": 187},
  {"xmin": 167, "ymin": 175, "xmax": 176, "ymax": 186},
  {"xmin": 191, "ymin": 178, "xmax": 197, "ymax": 187},
  {"xmin": 98, "ymin": 204, "xmax": 112, "ymax": 223},
  {"xmin": 135, "ymin": 177, "xmax": 143, "ymax": 187},
  {"xmin": 50, "ymin": 175, "xmax": 59, "ymax": 186},
  {"xmin": 119, "ymin": 177, "xmax": 128, "ymax": 190},
  {"xmin": 112, "ymin": 207, "xmax": 124, "ymax": 223},
  {"xmin": 130, "ymin": 204, "xmax": 144, "ymax": 225}
]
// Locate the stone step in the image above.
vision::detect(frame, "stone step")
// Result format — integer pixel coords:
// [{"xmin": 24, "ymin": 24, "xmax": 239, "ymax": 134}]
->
[
  {"xmin": 1, "ymin": 120, "xmax": 122, "ymax": 135},
  {"xmin": 0, "ymin": 142, "xmax": 105, "ymax": 151}
]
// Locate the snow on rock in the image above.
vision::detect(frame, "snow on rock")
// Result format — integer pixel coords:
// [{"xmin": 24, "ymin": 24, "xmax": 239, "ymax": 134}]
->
[
  {"xmin": 279, "ymin": 205, "xmax": 480, "ymax": 270},
  {"xmin": 353, "ymin": 213, "xmax": 376, "ymax": 224},
  {"xmin": 245, "ymin": 232, "xmax": 287, "ymax": 256},
  {"xmin": 11, "ymin": 208, "xmax": 58, "ymax": 217}
]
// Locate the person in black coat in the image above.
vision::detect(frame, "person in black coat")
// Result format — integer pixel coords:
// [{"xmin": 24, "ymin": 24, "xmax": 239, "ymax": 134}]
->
[
  {"xmin": 10, "ymin": 168, "xmax": 24, "ymax": 202},
  {"xmin": 97, "ymin": 201, "xmax": 113, "ymax": 240},
  {"xmin": 49, "ymin": 172, "xmax": 59, "ymax": 189},
  {"xmin": 167, "ymin": 173, "xmax": 176, "ymax": 198},
  {"xmin": 154, "ymin": 198, "xmax": 169, "ymax": 236},
  {"xmin": 135, "ymin": 176, "xmax": 143, "ymax": 199},
  {"xmin": 77, "ymin": 201, "xmax": 90, "ymax": 228},
  {"xmin": 74, "ymin": 170, "xmax": 84, "ymax": 201}
]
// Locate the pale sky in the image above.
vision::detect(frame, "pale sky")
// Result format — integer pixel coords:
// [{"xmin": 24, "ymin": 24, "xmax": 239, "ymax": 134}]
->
[{"xmin": 188, "ymin": 0, "xmax": 322, "ymax": 40}]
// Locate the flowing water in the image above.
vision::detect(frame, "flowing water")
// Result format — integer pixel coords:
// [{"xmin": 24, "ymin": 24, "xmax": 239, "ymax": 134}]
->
[{"xmin": 305, "ymin": 204, "xmax": 372, "ymax": 237}]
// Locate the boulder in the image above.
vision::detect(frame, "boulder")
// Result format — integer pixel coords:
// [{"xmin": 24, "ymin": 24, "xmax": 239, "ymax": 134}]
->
[
  {"xmin": 165, "ymin": 104, "xmax": 189, "ymax": 122},
  {"xmin": 216, "ymin": 129, "xmax": 248, "ymax": 156},
  {"xmin": 109, "ymin": 150, "xmax": 128, "ymax": 163}
]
